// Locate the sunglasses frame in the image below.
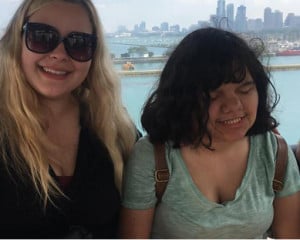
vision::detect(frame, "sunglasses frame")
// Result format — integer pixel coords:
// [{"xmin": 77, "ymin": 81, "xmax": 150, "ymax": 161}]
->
[{"xmin": 22, "ymin": 22, "xmax": 97, "ymax": 62}]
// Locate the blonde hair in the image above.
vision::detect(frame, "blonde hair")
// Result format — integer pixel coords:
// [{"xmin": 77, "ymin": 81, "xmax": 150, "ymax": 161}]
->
[{"xmin": 0, "ymin": 0, "xmax": 136, "ymax": 206}]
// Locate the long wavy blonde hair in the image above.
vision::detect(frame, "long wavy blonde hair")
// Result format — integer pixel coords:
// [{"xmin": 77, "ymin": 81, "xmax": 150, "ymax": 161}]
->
[{"xmin": 0, "ymin": 0, "xmax": 136, "ymax": 206}]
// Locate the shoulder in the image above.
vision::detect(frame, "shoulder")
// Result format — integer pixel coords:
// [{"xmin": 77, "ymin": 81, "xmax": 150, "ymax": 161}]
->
[
  {"xmin": 251, "ymin": 132, "xmax": 300, "ymax": 197},
  {"xmin": 122, "ymin": 136, "xmax": 157, "ymax": 208},
  {"xmin": 250, "ymin": 131, "xmax": 277, "ymax": 158},
  {"xmin": 134, "ymin": 136, "xmax": 153, "ymax": 150},
  {"xmin": 126, "ymin": 136, "xmax": 155, "ymax": 169}
]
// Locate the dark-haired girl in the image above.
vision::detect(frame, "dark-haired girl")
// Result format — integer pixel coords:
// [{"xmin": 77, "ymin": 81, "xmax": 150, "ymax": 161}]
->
[{"xmin": 120, "ymin": 27, "xmax": 300, "ymax": 238}]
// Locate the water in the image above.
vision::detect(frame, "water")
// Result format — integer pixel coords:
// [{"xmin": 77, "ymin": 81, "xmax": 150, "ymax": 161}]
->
[
  {"xmin": 108, "ymin": 37, "xmax": 300, "ymax": 145},
  {"xmin": 271, "ymin": 70, "xmax": 300, "ymax": 144}
]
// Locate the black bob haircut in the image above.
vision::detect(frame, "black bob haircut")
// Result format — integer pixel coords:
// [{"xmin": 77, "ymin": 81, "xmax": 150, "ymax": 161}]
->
[{"xmin": 141, "ymin": 27, "xmax": 279, "ymax": 148}]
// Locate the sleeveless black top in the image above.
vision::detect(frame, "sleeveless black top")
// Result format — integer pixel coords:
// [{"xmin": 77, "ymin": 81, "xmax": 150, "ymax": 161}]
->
[{"xmin": 0, "ymin": 127, "xmax": 120, "ymax": 238}]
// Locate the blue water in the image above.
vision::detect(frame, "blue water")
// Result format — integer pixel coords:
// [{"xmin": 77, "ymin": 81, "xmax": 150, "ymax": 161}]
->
[
  {"xmin": 271, "ymin": 70, "xmax": 300, "ymax": 144},
  {"xmin": 108, "ymin": 37, "xmax": 300, "ymax": 145}
]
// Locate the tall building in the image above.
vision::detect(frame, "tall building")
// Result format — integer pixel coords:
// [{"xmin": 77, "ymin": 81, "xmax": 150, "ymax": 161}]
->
[
  {"xmin": 264, "ymin": 7, "xmax": 273, "ymax": 29},
  {"xmin": 274, "ymin": 10, "xmax": 283, "ymax": 29},
  {"xmin": 217, "ymin": 0, "xmax": 226, "ymax": 18},
  {"xmin": 285, "ymin": 13, "xmax": 295, "ymax": 27},
  {"xmin": 235, "ymin": 5, "xmax": 247, "ymax": 32},
  {"xmin": 216, "ymin": 0, "xmax": 226, "ymax": 28},
  {"xmin": 264, "ymin": 8, "xmax": 283, "ymax": 30},
  {"xmin": 139, "ymin": 21, "xmax": 146, "ymax": 32},
  {"xmin": 226, "ymin": 3, "xmax": 234, "ymax": 30},
  {"xmin": 160, "ymin": 22, "xmax": 169, "ymax": 31},
  {"xmin": 284, "ymin": 13, "xmax": 300, "ymax": 29}
]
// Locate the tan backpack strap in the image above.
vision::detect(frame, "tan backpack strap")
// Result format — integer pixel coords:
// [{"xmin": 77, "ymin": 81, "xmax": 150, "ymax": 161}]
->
[
  {"xmin": 154, "ymin": 143, "xmax": 169, "ymax": 203},
  {"xmin": 273, "ymin": 134, "xmax": 288, "ymax": 192}
]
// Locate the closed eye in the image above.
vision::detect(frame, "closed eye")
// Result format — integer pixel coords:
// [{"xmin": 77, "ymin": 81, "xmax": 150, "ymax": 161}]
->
[
  {"xmin": 238, "ymin": 82, "xmax": 256, "ymax": 94},
  {"xmin": 210, "ymin": 93, "xmax": 219, "ymax": 101}
]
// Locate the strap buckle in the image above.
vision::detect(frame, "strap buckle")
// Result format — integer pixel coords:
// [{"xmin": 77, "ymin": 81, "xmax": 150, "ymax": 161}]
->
[
  {"xmin": 155, "ymin": 169, "xmax": 169, "ymax": 183},
  {"xmin": 273, "ymin": 179, "xmax": 284, "ymax": 192}
]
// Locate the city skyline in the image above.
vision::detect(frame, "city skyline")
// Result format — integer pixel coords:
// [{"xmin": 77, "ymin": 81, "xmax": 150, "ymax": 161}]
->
[{"xmin": 1, "ymin": 0, "xmax": 300, "ymax": 32}]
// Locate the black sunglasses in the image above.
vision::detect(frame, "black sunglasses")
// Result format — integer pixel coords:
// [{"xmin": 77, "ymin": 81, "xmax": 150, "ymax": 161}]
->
[{"xmin": 22, "ymin": 22, "xmax": 97, "ymax": 62}]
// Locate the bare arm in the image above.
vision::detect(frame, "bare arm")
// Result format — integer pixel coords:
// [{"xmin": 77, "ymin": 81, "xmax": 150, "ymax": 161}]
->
[
  {"xmin": 271, "ymin": 191, "xmax": 300, "ymax": 238},
  {"xmin": 118, "ymin": 207, "xmax": 155, "ymax": 239}
]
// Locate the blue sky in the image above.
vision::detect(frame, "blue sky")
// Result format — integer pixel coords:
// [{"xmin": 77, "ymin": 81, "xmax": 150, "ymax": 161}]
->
[{"xmin": 1, "ymin": 0, "xmax": 300, "ymax": 32}]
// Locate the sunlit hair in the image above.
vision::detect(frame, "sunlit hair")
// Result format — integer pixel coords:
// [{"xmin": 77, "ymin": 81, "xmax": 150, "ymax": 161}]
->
[
  {"xmin": 0, "ymin": 0, "xmax": 136, "ymax": 206},
  {"xmin": 142, "ymin": 27, "xmax": 279, "ymax": 148}
]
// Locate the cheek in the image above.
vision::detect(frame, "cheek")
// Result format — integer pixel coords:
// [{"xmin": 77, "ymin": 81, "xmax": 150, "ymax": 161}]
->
[
  {"xmin": 208, "ymin": 102, "xmax": 218, "ymax": 121},
  {"xmin": 75, "ymin": 62, "xmax": 91, "ymax": 79},
  {"xmin": 247, "ymin": 91, "xmax": 259, "ymax": 112},
  {"xmin": 21, "ymin": 45, "xmax": 35, "ymax": 80}
]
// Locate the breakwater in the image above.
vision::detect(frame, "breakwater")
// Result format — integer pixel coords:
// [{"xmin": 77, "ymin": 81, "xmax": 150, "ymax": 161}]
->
[
  {"xmin": 118, "ymin": 64, "xmax": 300, "ymax": 76},
  {"xmin": 113, "ymin": 56, "xmax": 167, "ymax": 64},
  {"xmin": 266, "ymin": 64, "xmax": 300, "ymax": 71}
]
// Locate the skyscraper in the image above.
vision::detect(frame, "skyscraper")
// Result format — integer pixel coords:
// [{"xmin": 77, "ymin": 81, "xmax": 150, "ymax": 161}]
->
[
  {"xmin": 235, "ymin": 5, "xmax": 247, "ymax": 32},
  {"xmin": 226, "ymin": 3, "xmax": 234, "ymax": 30},
  {"xmin": 216, "ymin": 0, "xmax": 226, "ymax": 28},
  {"xmin": 217, "ymin": 0, "xmax": 226, "ymax": 18},
  {"xmin": 264, "ymin": 7, "xmax": 273, "ymax": 30}
]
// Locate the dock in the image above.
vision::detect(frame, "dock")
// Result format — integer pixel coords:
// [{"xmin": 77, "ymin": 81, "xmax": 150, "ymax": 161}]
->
[
  {"xmin": 118, "ymin": 64, "xmax": 300, "ymax": 76},
  {"xmin": 113, "ymin": 56, "xmax": 168, "ymax": 64},
  {"xmin": 118, "ymin": 69, "xmax": 162, "ymax": 76},
  {"xmin": 266, "ymin": 64, "xmax": 300, "ymax": 71}
]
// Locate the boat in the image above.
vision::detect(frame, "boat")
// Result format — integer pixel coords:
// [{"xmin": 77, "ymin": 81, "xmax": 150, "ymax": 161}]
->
[
  {"xmin": 122, "ymin": 61, "xmax": 135, "ymax": 70},
  {"xmin": 276, "ymin": 49, "xmax": 300, "ymax": 56}
]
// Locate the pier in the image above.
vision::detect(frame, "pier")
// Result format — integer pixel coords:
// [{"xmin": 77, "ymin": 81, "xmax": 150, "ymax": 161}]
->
[
  {"xmin": 118, "ymin": 64, "xmax": 300, "ymax": 76},
  {"xmin": 113, "ymin": 56, "xmax": 168, "ymax": 64},
  {"xmin": 266, "ymin": 64, "xmax": 300, "ymax": 71},
  {"xmin": 118, "ymin": 69, "xmax": 162, "ymax": 76}
]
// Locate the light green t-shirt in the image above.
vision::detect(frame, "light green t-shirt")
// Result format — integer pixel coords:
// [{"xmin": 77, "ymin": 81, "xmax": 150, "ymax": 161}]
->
[{"xmin": 122, "ymin": 132, "xmax": 300, "ymax": 239}]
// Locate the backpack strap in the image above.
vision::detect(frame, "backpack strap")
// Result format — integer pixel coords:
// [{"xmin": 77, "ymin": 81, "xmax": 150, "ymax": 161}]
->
[
  {"xmin": 154, "ymin": 143, "xmax": 169, "ymax": 203},
  {"xmin": 273, "ymin": 134, "xmax": 288, "ymax": 192}
]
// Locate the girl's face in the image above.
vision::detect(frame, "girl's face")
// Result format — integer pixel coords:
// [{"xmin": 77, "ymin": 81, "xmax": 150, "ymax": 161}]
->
[
  {"xmin": 21, "ymin": 2, "xmax": 93, "ymax": 102},
  {"xmin": 207, "ymin": 71, "xmax": 259, "ymax": 144}
]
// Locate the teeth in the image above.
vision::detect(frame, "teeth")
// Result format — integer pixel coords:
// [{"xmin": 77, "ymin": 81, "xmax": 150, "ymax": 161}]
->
[
  {"xmin": 43, "ymin": 67, "xmax": 67, "ymax": 75},
  {"xmin": 223, "ymin": 117, "xmax": 242, "ymax": 125}
]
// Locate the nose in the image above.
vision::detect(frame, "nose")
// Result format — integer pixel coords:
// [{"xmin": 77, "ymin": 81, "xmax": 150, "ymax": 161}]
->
[
  {"xmin": 48, "ymin": 41, "xmax": 69, "ymax": 61},
  {"xmin": 221, "ymin": 94, "xmax": 243, "ymax": 113}
]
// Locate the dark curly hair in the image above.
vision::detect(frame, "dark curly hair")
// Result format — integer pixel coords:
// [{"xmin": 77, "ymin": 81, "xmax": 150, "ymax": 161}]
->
[{"xmin": 141, "ymin": 27, "xmax": 279, "ymax": 148}]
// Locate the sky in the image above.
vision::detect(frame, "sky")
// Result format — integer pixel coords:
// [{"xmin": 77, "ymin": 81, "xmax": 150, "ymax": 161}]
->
[{"xmin": 1, "ymin": 0, "xmax": 300, "ymax": 32}]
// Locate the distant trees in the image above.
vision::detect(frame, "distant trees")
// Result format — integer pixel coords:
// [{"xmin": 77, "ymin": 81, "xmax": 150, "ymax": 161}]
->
[{"xmin": 121, "ymin": 46, "xmax": 154, "ymax": 58}]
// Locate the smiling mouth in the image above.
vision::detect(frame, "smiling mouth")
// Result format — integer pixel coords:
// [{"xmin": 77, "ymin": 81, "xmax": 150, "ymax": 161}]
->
[
  {"xmin": 41, "ymin": 66, "xmax": 68, "ymax": 76},
  {"xmin": 220, "ymin": 116, "xmax": 246, "ymax": 125}
]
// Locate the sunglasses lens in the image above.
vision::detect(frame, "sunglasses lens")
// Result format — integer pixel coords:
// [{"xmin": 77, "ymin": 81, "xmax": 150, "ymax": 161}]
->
[
  {"xmin": 25, "ymin": 23, "xmax": 59, "ymax": 53},
  {"xmin": 23, "ymin": 22, "xmax": 96, "ymax": 62},
  {"xmin": 65, "ymin": 33, "xmax": 96, "ymax": 62}
]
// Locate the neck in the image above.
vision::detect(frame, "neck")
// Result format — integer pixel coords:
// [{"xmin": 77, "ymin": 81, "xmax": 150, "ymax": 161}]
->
[
  {"xmin": 41, "ymin": 95, "xmax": 79, "ymax": 119},
  {"xmin": 39, "ymin": 96, "xmax": 80, "ymax": 130},
  {"xmin": 210, "ymin": 136, "xmax": 249, "ymax": 153}
]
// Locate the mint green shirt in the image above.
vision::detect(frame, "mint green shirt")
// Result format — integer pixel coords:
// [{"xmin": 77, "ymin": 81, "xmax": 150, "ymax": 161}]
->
[{"xmin": 122, "ymin": 132, "xmax": 300, "ymax": 238}]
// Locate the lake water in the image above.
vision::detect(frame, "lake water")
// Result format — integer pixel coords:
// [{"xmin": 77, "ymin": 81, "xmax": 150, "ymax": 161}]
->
[{"xmin": 107, "ymin": 37, "xmax": 300, "ymax": 145}]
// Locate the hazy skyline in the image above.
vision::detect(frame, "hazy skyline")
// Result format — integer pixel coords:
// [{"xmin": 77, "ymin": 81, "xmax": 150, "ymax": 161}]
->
[{"xmin": 1, "ymin": 0, "xmax": 300, "ymax": 32}]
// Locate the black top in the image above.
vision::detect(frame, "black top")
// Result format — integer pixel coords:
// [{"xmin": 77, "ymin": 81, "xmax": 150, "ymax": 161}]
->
[{"xmin": 0, "ymin": 127, "xmax": 120, "ymax": 238}]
